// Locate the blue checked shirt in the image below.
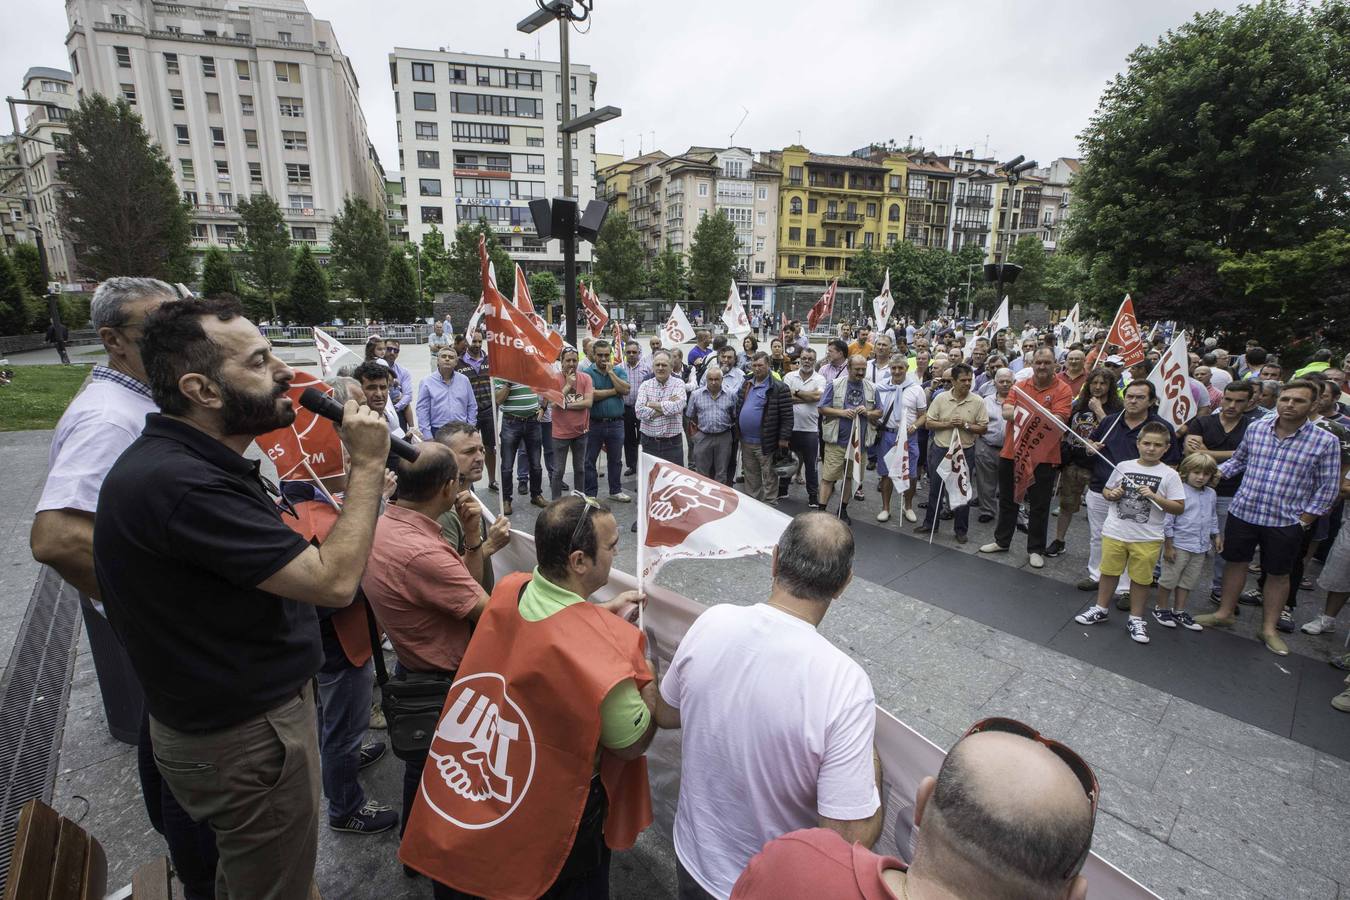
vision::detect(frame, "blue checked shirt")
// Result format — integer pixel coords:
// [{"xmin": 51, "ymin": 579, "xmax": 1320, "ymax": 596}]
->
[
  {"xmin": 91, "ymin": 364, "xmax": 153, "ymax": 399},
  {"xmin": 686, "ymin": 385, "xmax": 738, "ymax": 434},
  {"xmin": 1221, "ymin": 416, "xmax": 1341, "ymax": 527}
]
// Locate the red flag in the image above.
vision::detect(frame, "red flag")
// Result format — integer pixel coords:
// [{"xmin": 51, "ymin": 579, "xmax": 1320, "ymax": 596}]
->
[
  {"xmin": 255, "ymin": 372, "xmax": 345, "ymax": 481},
  {"xmin": 1006, "ymin": 386, "xmax": 1064, "ymax": 503},
  {"xmin": 807, "ymin": 278, "xmax": 838, "ymax": 332},
  {"xmin": 1103, "ymin": 295, "xmax": 1145, "ymax": 365},
  {"xmin": 513, "ymin": 263, "xmax": 564, "ymax": 358},
  {"xmin": 579, "ymin": 281, "xmax": 609, "ymax": 339},
  {"xmin": 481, "ymin": 237, "xmax": 564, "ymax": 404},
  {"xmin": 779, "ymin": 311, "xmax": 788, "ymax": 334}
]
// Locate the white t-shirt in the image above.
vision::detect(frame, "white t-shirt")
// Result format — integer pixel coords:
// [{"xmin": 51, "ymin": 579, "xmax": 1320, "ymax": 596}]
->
[
  {"xmin": 1104, "ymin": 459, "xmax": 1185, "ymax": 543},
  {"xmin": 37, "ymin": 377, "xmax": 157, "ymax": 514},
  {"xmin": 661, "ymin": 603, "xmax": 880, "ymax": 899},
  {"xmin": 879, "ymin": 381, "xmax": 927, "ymax": 432},
  {"xmin": 783, "ymin": 371, "xmax": 826, "ymax": 432}
]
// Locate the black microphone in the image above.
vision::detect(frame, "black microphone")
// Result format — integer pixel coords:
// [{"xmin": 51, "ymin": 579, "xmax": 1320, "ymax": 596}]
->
[{"xmin": 299, "ymin": 386, "xmax": 419, "ymax": 462}]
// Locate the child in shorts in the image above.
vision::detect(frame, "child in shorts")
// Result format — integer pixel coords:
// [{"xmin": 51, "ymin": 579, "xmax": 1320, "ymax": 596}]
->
[
  {"xmin": 1074, "ymin": 421, "xmax": 1186, "ymax": 644},
  {"xmin": 1153, "ymin": 453, "xmax": 1220, "ymax": 631}
]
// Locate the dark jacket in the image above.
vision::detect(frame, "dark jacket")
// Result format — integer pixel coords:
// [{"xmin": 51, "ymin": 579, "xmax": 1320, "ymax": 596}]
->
[{"xmin": 735, "ymin": 374, "xmax": 794, "ymax": 447}]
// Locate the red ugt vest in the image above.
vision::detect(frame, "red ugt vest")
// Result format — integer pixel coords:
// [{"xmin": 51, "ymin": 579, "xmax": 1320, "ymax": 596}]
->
[{"xmin": 399, "ymin": 572, "xmax": 653, "ymax": 899}]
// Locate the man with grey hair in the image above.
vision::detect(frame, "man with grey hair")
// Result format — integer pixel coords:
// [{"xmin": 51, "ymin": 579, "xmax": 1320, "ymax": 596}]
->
[
  {"xmin": 974, "ymin": 367, "xmax": 1014, "ymax": 524},
  {"xmin": 654, "ymin": 512, "xmax": 881, "ymax": 899},
  {"xmin": 686, "ymin": 364, "xmax": 738, "ymax": 485}
]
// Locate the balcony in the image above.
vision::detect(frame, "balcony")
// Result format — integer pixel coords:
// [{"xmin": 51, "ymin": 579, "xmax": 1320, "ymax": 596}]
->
[
  {"xmin": 954, "ymin": 220, "xmax": 989, "ymax": 232},
  {"xmin": 283, "ymin": 206, "xmax": 326, "ymax": 219},
  {"xmin": 905, "ymin": 187, "xmax": 931, "ymax": 200},
  {"xmin": 955, "ymin": 194, "xmax": 993, "ymax": 209},
  {"xmin": 820, "ymin": 210, "xmax": 864, "ymax": 226}
]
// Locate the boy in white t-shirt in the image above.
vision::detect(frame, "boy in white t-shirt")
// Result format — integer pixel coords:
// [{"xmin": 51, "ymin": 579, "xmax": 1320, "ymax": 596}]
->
[{"xmin": 1074, "ymin": 421, "xmax": 1186, "ymax": 644}]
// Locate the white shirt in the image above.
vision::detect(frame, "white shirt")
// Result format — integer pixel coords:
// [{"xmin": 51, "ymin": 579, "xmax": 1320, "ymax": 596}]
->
[
  {"xmin": 784, "ymin": 370, "xmax": 826, "ymax": 431},
  {"xmin": 982, "ymin": 392, "xmax": 1009, "ymax": 446},
  {"xmin": 880, "ymin": 380, "xmax": 927, "ymax": 431},
  {"xmin": 661, "ymin": 603, "xmax": 879, "ymax": 899},
  {"xmin": 384, "ymin": 404, "xmax": 406, "ymax": 440},
  {"xmin": 1104, "ymin": 460, "xmax": 1186, "ymax": 543},
  {"xmin": 864, "ymin": 357, "xmax": 892, "ymax": 388}
]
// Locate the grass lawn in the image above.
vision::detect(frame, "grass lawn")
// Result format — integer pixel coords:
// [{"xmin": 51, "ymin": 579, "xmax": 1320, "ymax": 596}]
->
[{"xmin": 0, "ymin": 364, "xmax": 93, "ymax": 431}]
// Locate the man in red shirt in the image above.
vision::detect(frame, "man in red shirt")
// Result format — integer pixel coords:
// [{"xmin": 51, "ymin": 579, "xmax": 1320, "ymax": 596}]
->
[
  {"xmin": 981, "ymin": 349, "xmax": 1074, "ymax": 568},
  {"xmin": 731, "ymin": 721, "xmax": 1095, "ymax": 900},
  {"xmin": 1057, "ymin": 348, "xmax": 1088, "ymax": 397}
]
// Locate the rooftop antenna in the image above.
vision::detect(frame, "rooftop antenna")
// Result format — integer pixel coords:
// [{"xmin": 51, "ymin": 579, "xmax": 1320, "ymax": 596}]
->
[
  {"xmin": 729, "ymin": 106, "xmax": 749, "ymax": 147},
  {"xmin": 796, "ymin": 129, "xmax": 802, "ymax": 144},
  {"xmin": 620, "ymin": 138, "xmax": 624, "ymax": 158}
]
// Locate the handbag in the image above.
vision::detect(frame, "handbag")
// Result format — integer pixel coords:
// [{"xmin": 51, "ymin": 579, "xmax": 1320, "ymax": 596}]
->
[{"xmin": 364, "ymin": 595, "xmax": 456, "ymax": 762}]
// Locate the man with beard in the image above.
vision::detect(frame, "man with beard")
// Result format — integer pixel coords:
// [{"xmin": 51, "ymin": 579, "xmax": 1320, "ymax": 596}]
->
[
  {"xmin": 435, "ymin": 422, "xmax": 512, "ymax": 589},
  {"xmin": 93, "ymin": 297, "xmax": 390, "ymax": 897}
]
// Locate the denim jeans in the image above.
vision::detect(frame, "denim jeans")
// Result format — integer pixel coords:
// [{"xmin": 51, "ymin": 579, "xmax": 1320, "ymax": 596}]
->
[
  {"xmin": 585, "ymin": 418, "xmax": 625, "ymax": 496},
  {"xmin": 641, "ymin": 433, "xmax": 684, "ymax": 466},
  {"xmin": 552, "ymin": 434, "xmax": 587, "ymax": 500},
  {"xmin": 519, "ymin": 424, "xmax": 557, "ymax": 488},
  {"xmin": 780, "ymin": 430, "xmax": 820, "ymax": 503},
  {"xmin": 501, "ymin": 415, "xmax": 542, "ymax": 501},
  {"xmin": 137, "ymin": 712, "xmax": 218, "ymax": 900},
  {"xmin": 315, "ymin": 658, "xmax": 374, "ymax": 820},
  {"xmin": 623, "ymin": 405, "xmax": 640, "ymax": 470}
]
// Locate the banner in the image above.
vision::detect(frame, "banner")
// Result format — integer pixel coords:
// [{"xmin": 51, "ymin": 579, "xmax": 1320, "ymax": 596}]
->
[
  {"xmin": 1148, "ymin": 332, "xmax": 1200, "ymax": 429},
  {"xmin": 980, "ymin": 296, "xmax": 1010, "ymax": 342},
  {"xmin": 872, "ymin": 268, "xmax": 894, "ymax": 330},
  {"xmin": 1057, "ymin": 303, "xmax": 1082, "ymax": 347},
  {"xmin": 465, "ymin": 294, "xmax": 488, "ymax": 337},
  {"xmin": 256, "ymin": 371, "xmax": 345, "ymax": 481},
  {"xmin": 1007, "ymin": 386, "xmax": 1063, "ymax": 503},
  {"xmin": 579, "ymin": 281, "xmax": 609, "ymax": 339},
  {"xmin": 661, "ymin": 303, "xmax": 696, "ymax": 345},
  {"xmin": 636, "ymin": 451, "xmax": 790, "ymax": 582},
  {"xmin": 807, "ymin": 278, "xmax": 837, "ymax": 332},
  {"xmin": 779, "ymin": 311, "xmax": 788, "ymax": 334},
  {"xmin": 936, "ymin": 441, "xmax": 973, "ymax": 509},
  {"xmin": 721, "ymin": 280, "xmax": 751, "ymax": 337},
  {"xmin": 882, "ymin": 407, "xmax": 910, "ymax": 493},
  {"xmin": 312, "ymin": 327, "xmax": 358, "ymax": 376},
  {"xmin": 1104, "ymin": 295, "xmax": 1145, "ymax": 365},
  {"xmin": 843, "ymin": 412, "xmax": 865, "ymax": 498}
]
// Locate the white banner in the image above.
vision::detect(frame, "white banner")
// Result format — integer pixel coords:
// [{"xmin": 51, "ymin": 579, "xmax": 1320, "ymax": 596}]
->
[
  {"xmin": 936, "ymin": 440, "xmax": 974, "ymax": 509},
  {"xmin": 662, "ymin": 303, "xmax": 696, "ymax": 345},
  {"xmin": 872, "ymin": 268, "xmax": 894, "ymax": 330},
  {"xmin": 1147, "ymin": 332, "xmax": 1201, "ymax": 429},
  {"xmin": 312, "ymin": 327, "xmax": 359, "ymax": 376},
  {"xmin": 721, "ymin": 280, "xmax": 751, "ymax": 337},
  {"xmin": 883, "ymin": 406, "xmax": 911, "ymax": 493},
  {"xmin": 1058, "ymin": 303, "xmax": 1082, "ymax": 347},
  {"xmin": 981, "ymin": 296, "xmax": 1010, "ymax": 341}
]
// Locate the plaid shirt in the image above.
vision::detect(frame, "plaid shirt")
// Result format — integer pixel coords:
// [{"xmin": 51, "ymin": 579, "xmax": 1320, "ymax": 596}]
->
[
  {"xmin": 686, "ymin": 386, "xmax": 738, "ymax": 434},
  {"xmin": 1221, "ymin": 415, "xmax": 1341, "ymax": 527},
  {"xmin": 91, "ymin": 364, "xmax": 153, "ymax": 400},
  {"xmin": 635, "ymin": 375, "xmax": 687, "ymax": 438}
]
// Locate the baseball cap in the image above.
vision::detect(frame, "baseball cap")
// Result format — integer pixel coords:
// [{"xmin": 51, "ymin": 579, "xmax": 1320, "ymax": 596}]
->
[{"xmin": 1105, "ymin": 354, "xmax": 1125, "ymax": 366}]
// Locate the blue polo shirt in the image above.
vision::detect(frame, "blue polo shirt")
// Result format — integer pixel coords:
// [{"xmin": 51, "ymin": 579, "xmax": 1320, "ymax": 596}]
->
[
  {"xmin": 583, "ymin": 363, "xmax": 624, "ymax": 419},
  {"xmin": 1088, "ymin": 410, "xmax": 1181, "ymax": 493},
  {"xmin": 739, "ymin": 377, "xmax": 770, "ymax": 445}
]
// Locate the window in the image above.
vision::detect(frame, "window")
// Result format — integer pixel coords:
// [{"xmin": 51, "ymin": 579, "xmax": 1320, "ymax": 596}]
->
[
  {"xmin": 244, "ymin": 128, "xmax": 258, "ymax": 149},
  {"xmin": 757, "ymin": 211, "xmax": 767, "ymax": 226},
  {"xmin": 419, "ymin": 178, "xmax": 441, "ymax": 196},
  {"xmin": 288, "ymin": 194, "xmax": 314, "ymax": 208},
  {"xmin": 888, "ymin": 204, "xmax": 900, "ymax": 222},
  {"xmin": 755, "ymin": 237, "xmax": 765, "ymax": 253},
  {"xmin": 218, "ymin": 192, "xmax": 232, "ymax": 207},
  {"xmin": 417, "ymin": 150, "xmax": 439, "ymax": 168},
  {"xmin": 236, "ymin": 60, "xmax": 251, "ymax": 81},
  {"xmin": 115, "ymin": 46, "xmax": 131, "ymax": 68},
  {"xmin": 249, "ymin": 162, "xmax": 262, "ymax": 184},
  {"xmin": 421, "ymin": 206, "xmax": 443, "ymax": 224},
  {"xmin": 278, "ymin": 96, "xmax": 304, "ymax": 117},
  {"xmin": 286, "ymin": 163, "xmax": 311, "ymax": 184},
  {"xmin": 170, "ymin": 89, "xmax": 185, "ymax": 110},
  {"xmin": 788, "ymin": 226, "xmax": 801, "ymax": 242},
  {"xmin": 111, "ymin": 13, "xmax": 127, "ymax": 25},
  {"xmin": 413, "ymin": 92, "xmax": 436, "ymax": 111},
  {"xmin": 757, "ymin": 186, "xmax": 768, "ymax": 200},
  {"xmin": 755, "ymin": 261, "xmax": 766, "ymax": 274},
  {"xmin": 282, "ymin": 131, "xmax": 307, "ymax": 151},
  {"xmin": 451, "ymin": 121, "xmax": 510, "ymax": 144},
  {"xmin": 180, "ymin": 159, "xmax": 195, "ymax": 179},
  {"xmin": 806, "ymin": 228, "xmax": 816, "ymax": 247},
  {"xmin": 411, "ymin": 62, "xmax": 435, "ymax": 82},
  {"xmin": 291, "ymin": 226, "xmax": 317, "ymax": 241},
  {"xmin": 166, "ymin": 25, "xmax": 181, "ymax": 34},
  {"xmin": 788, "ymin": 166, "xmax": 803, "ymax": 185},
  {"xmin": 202, "ymin": 57, "xmax": 216, "ymax": 77},
  {"xmin": 275, "ymin": 62, "xmax": 301, "ymax": 84},
  {"xmin": 825, "ymin": 257, "xmax": 837, "ymax": 271},
  {"xmin": 864, "ymin": 233, "xmax": 874, "ymax": 248},
  {"xmin": 278, "ymin": 31, "xmax": 292, "ymax": 42},
  {"xmin": 211, "ymin": 127, "xmax": 225, "ymax": 147},
  {"xmin": 886, "ymin": 232, "xmax": 898, "ymax": 245},
  {"xmin": 216, "ymin": 224, "xmax": 239, "ymax": 242},
  {"xmin": 450, "ymin": 93, "xmax": 542, "ymax": 118},
  {"xmin": 807, "ymin": 198, "xmax": 818, "ymax": 214},
  {"xmin": 70, "ymin": 51, "xmax": 79, "ymax": 76},
  {"xmin": 191, "ymin": 223, "xmax": 208, "ymax": 239},
  {"xmin": 183, "ymin": 190, "xmax": 198, "ymax": 205},
  {"xmin": 240, "ymin": 95, "xmax": 254, "ymax": 115},
  {"xmin": 175, "ymin": 125, "xmax": 190, "ymax": 145},
  {"xmin": 787, "ymin": 254, "xmax": 799, "ymax": 268},
  {"xmin": 867, "ymin": 202, "xmax": 878, "ymax": 218},
  {"xmin": 414, "ymin": 121, "xmax": 437, "ymax": 139},
  {"xmin": 164, "ymin": 52, "xmax": 179, "ymax": 75},
  {"xmin": 215, "ymin": 160, "xmax": 230, "ymax": 180},
  {"xmin": 555, "ymin": 102, "xmax": 578, "ymax": 120},
  {"xmin": 449, "ymin": 65, "xmax": 467, "ymax": 83},
  {"xmin": 789, "ymin": 197, "xmax": 802, "ymax": 215},
  {"xmin": 889, "ymin": 175, "xmax": 902, "ymax": 192},
  {"xmin": 698, "ymin": 182, "xmax": 708, "ymax": 197},
  {"xmin": 205, "ymin": 92, "xmax": 221, "ymax": 114}
]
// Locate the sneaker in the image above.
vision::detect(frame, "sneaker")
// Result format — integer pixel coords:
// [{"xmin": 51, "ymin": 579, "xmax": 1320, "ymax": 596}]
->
[
  {"xmin": 358, "ymin": 742, "xmax": 386, "ymax": 769},
  {"xmin": 1209, "ymin": 590, "xmax": 1223, "ymax": 605},
  {"xmin": 979, "ymin": 542, "xmax": 1009, "ymax": 554},
  {"xmin": 1332, "ymin": 654, "xmax": 1350, "ymax": 672},
  {"xmin": 839, "ymin": 509, "xmax": 852, "ymax": 525},
  {"xmin": 1193, "ymin": 612, "xmax": 1236, "ymax": 628},
  {"xmin": 1276, "ymin": 607, "xmax": 1295, "ymax": 633},
  {"xmin": 1076, "ymin": 577, "xmax": 1099, "ymax": 592},
  {"xmin": 381, "ymin": 636, "xmax": 394, "ymax": 652},
  {"xmin": 1261, "ymin": 632, "xmax": 1289, "ymax": 656},
  {"xmin": 1238, "ymin": 589, "xmax": 1263, "ymax": 606},
  {"xmin": 807, "ymin": 501, "xmax": 824, "ymax": 510},
  {"xmin": 488, "ymin": 482, "xmax": 499, "ymax": 493},
  {"xmin": 903, "ymin": 508, "xmax": 918, "ymax": 523},
  {"xmin": 369, "ymin": 703, "xmax": 387, "ymax": 730},
  {"xmin": 876, "ymin": 510, "xmax": 891, "ymax": 522},
  {"xmin": 1045, "ymin": 540, "xmax": 1066, "ymax": 557},
  {"xmin": 1333, "ymin": 680, "xmax": 1350, "ymax": 713},
  {"xmin": 502, "ymin": 500, "xmax": 512, "ymax": 516},
  {"xmin": 1175, "ymin": 611, "xmax": 1203, "ymax": 631},
  {"xmin": 977, "ymin": 513, "xmax": 995, "ymax": 523},
  {"xmin": 518, "ymin": 480, "xmax": 528, "ymax": 495},
  {"xmin": 1075, "ymin": 605, "xmax": 1109, "ymax": 625},
  {"xmin": 1152, "ymin": 608, "xmax": 1178, "ymax": 628},
  {"xmin": 531, "ymin": 495, "xmax": 548, "ymax": 508},
  {"xmin": 1302, "ymin": 615, "xmax": 1337, "ymax": 635},
  {"xmin": 866, "ymin": 460, "xmax": 877, "ymax": 471},
  {"xmin": 1299, "ymin": 576, "xmax": 1314, "ymax": 590},
  {"xmin": 913, "ymin": 523, "xmax": 934, "ymax": 535},
  {"xmin": 330, "ymin": 800, "xmax": 398, "ymax": 835},
  {"xmin": 777, "ymin": 490, "xmax": 790, "ymax": 501},
  {"xmin": 609, "ymin": 492, "xmax": 632, "ymax": 503},
  {"xmin": 1029, "ymin": 553, "xmax": 1045, "ymax": 569},
  {"xmin": 955, "ymin": 533, "xmax": 968, "ymax": 544},
  {"xmin": 853, "ymin": 488, "xmax": 865, "ymax": 501},
  {"xmin": 1248, "ymin": 562, "xmax": 1262, "ymax": 574},
  {"xmin": 623, "ymin": 468, "xmax": 636, "ymax": 476},
  {"xmin": 1127, "ymin": 616, "xmax": 1150, "ymax": 644}
]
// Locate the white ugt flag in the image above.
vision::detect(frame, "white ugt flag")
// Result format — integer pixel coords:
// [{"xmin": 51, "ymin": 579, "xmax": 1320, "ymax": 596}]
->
[
  {"xmin": 982, "ymin": 296, "xmax": 1010, "ymax": 341},
  {"xmin": 872, "ymin": 268, "xmax": 894, "ymax": 329},
  {"xmin": 1058, "ymin": 303, "xmax": 1082, "ymax": 347},
  {"xmin": 936, "ymin": 440, "xmax": 974, "ymax": 509},
  {"xmin": 637, "ymin": 452, "xmax": 791, "ymax": 582},
  {"xmin": 882, "ymin": 405, "xmax": 911, "ymax": 493},
  {"xmin": 312, "ymin": 327, "xmax": 360, "ymax": 376},
  {"xmin": 722, "ymin": 280, "xmax": 751, "ymax": 337},
  {"xmin": 662, "ymin": 303, "xmax": 696, "ymax": 345},
  {"xmin": 1147, "ymin": 332, "xmax": 1203, "ymax": 429}
]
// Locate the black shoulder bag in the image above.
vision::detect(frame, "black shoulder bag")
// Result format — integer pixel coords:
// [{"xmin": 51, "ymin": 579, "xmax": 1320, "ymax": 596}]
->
[{"xmin": 363, "ymin": 594, "xmax": 457, "ymax": 762}]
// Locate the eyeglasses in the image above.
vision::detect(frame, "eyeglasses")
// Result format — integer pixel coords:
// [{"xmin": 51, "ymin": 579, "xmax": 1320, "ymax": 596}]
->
[
  {"xmin": 386, "ymin": 348, "xmax": 400, "ymax": 355},
  {"xmin": 567, "ymin": 490, "xmax": 603, "ymax": 553},
  {"xmin": 960, "ymin": 717, "xmax": 1098, "ymax": 878}
]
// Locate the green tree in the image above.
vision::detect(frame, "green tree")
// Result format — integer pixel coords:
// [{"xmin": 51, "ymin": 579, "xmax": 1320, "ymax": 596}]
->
[
  {"xmin": 592, "ymin": 212, "xmax": 645, "ymax": 302},
  {"xmin": 528, "ymin": 271, "xmax": 560, "ymax": 309},
  {"xmin": 446, "ymin": 219, "xmax": 512, "ymax": 299},
  {"xmin": 199, "ymin": 245, "xmax": 236, "ymax": 298},
  {"xmin": 1066, "ymin": 1, "xmax": 1350, "ymax": 305},
  {"xmin": 235, "ymin": 193, "xmax": 292, "ymax": 320},
  {"xmin": 419, "ymin": 225, "xmax": 451, "ymax": 296},
  {"xmin": 651, "ymin": 242, "xmax": 688, "ymax": 302},
  {"xmin": 286, "ymin": 243, "xmax": 330, "ymax": 325},
  {"xmin": 1006, "ymin": 236, "xmax": 1047, "ymax": 306},
  {"xmin": 378, "ymin": 247, "xmax": 420, "ymax": 322},
  {"xmin": 881, "ymin": 240, "xmax": 944, "ymax": 319},
  {"xmin": 1042, "ymin": 251, "xmax": 1089, "ymax": 312},
  {"xmin": 845, "ymin": 246, "xmax": 887, "ymax": 297},
  {"xmin": 687, "ymin": 210, "xmax": 738, "ymax": 306},
  {"xmin": 329, "ymin": 196, "xmax": 388, "ymax": 320},
  {"xmin": 0, "ymin": 251, "xmax": 39, "ymax": 336},
  {"xmin": 58, "ymin": 95, "xmax": 192, "ymax": 281},
  {"xmin": 10, "ymin": 244, "xmax": 49, "ymax": 330}
]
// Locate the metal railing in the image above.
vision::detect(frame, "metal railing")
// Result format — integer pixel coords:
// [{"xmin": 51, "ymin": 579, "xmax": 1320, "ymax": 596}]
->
[
  {"xmin": 955, "ymin": 194, "xmax": 993, "ymax": 208},
  {"xmin": 821, "ymin": 210, "xmax": 864, "ymax": 224},
  {"xmin": 259, "ymin": 324, "xmax": 430, "ymax": 343}
]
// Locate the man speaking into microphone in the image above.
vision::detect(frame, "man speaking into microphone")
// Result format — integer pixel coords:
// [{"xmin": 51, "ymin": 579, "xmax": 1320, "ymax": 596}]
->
[{"xmin": 94, "ymin": 297, "xmax": 390, "ymax": 898}]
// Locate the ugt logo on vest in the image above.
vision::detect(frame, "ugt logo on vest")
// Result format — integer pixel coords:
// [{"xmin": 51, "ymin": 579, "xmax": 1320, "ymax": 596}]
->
[{"xmin": 423, "ymin": 673, "xmax": 536, "ymax": 829}]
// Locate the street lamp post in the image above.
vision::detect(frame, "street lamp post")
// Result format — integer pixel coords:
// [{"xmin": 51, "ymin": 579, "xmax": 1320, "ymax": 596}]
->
[{"xmin": 6, "ymin": 96, "xmax": 62, "ymax": 326}]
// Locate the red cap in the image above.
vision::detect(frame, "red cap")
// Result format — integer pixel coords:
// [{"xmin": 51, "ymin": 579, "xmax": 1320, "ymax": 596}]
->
[{"xmin": 730, "ymin": 828, "xmax": 908, "ymax": 900}]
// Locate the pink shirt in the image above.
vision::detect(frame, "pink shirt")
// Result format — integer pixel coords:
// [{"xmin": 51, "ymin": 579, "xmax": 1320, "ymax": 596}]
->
[{"xmin": 550, "ymin": 370, "xmax": 593, "ymax": 439}]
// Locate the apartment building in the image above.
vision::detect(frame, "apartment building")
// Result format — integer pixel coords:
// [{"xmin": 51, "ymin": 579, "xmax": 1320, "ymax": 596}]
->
[
  {"xmin": 1035, "ymin": 157, "xmax": 1079, "ymax": 253},
  {"xmin": 385, "ymin": 172, "xmax": 407, "ymax": 242},
  {"xmin": 938, "ymin": 150, "xmax": 999, "ymax": 256},
  {"xmin": 597, "ymin": 150, "xmax": 666, "ymax": 222},
  {"xmin": 65, "ymin": 0, "xmax": 386, "ymax": 263},
  {"xmin": 389, "ymin": 48, "xmax": 599, "ymax": 276},
  {"xmin": 992, "ymin": 175, "xmax": 1046, "ymax": 262},
  {"xmin": 900, "ymin": 152, "xmax": 956, "ymax": 251}
]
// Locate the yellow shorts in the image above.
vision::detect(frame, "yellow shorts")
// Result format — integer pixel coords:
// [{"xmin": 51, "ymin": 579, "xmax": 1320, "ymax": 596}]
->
[
  {"xmin": 1100, "ymin": 537, "xmax": 1162, "ymax": 585},
  {"xmin": 821, "ymin": 443, "xmax": 848, "ymax": 482}
]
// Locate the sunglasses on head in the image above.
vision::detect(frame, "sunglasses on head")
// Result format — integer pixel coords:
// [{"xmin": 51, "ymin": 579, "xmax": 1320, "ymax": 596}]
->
[
  {"xmin": 567, "ymin": 491, "xmax": 604, "ymax": 553},
  {"xmin": 961, "ymin": 717, "xmax": 1098, "ymax": 879}
]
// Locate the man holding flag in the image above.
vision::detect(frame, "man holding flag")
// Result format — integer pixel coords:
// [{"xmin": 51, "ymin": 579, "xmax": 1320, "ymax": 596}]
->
[
  {"xmin": 981, "ymin": 349, "xmax": 1073, "ymax": 568},
  {"xmin": 819, "ymin": 355, "xmax": 882, "ymax": 523},
  {"xmin": 916, "ymin": 363, "xmax": 987, "ymax": 543}
]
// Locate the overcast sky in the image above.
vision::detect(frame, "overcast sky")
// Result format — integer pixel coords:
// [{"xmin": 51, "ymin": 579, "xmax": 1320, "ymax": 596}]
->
[{"xmin": 4, "ymin": 0, "xmax": 1245, "ymax": 174}]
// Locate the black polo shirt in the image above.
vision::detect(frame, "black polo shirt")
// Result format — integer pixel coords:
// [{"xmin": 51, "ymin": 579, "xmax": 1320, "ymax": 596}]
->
[
  {"xmin": 1088, "ymin": 410, "xmax": 1182, "ymax": 493},
  {"xmin": 94, "ymin": 414, "xmax": 319, "ymax": 733},
  {"xmin": 1184, "ymin": 412, "xmax": 1251, "ymax": 497}
]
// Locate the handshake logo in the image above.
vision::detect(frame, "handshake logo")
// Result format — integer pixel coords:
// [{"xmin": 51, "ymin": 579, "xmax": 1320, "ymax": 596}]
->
[{"xmin": 644, "ymin": 463, "xmax": 740, "ymax": 548}]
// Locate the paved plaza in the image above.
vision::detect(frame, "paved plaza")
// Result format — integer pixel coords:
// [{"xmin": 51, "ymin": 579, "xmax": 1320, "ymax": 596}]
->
[{"xmin": 1, "ymin": 342, "xmax": 1348, "ymax": 898}]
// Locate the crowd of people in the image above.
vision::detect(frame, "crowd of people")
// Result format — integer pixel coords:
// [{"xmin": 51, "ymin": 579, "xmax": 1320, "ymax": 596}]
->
[{"xmin": 24, "ymin": 274, "xmax": 1349, "ymax": 899}]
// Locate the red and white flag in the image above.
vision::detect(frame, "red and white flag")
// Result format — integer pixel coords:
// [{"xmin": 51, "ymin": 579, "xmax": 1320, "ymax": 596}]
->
[
  {"xmin": 807, "ymin": 278, "xmax": 838, "ymax": 332},
  {"xmin": 882, "ymin": 407, "xmax": 910, "ymax": 493},
  {"xmin": 979, "ymin": 296, "xmax": 1009, "ymax": 342},
  {"xmin": 1007, "ymin": 385, "xmax": 1064, "ymax": 503},
  {"xmin": 256, "ymin": 371, "xmax": 346, "ymax": 481},
  {"xmin": 465, "ymin": 294, "xmax": 488, "ymax": 337},
  {"xmin": 843, "ymin": 413, "xmax": 866, "ymax": 498},
  {"xmin": 480, "ymin": 238, "xmax": 563, "ymax": 404},
  {"xmin": 636, "ymin": 452, "xmax": 791, "ymax": 582},
  {"xmin": 1148, "ymin": 332, "xmax": 1201, "ymax": 429},
  {"xmin": 312, "ymin": 327, "xmax": 358, "ymax": 376},
  {"xmin": 779, "ymin": 311, "xmax": 788, "ymax": 334},
  {"xmin": 872, "ymin": 268, "xmax": 894, "ymax": 329},
  {"xmin": 936, "ymin": 440, "xmax": 973, "ymax": 509},
  {"xmin": 579, "ymin": 281, "xmax": 609, "ymax": 338},
  {"xmin": 1104, "ymin": 295, "xmax": 1145, "ymax": 365},
  {"xmin": 662, "ymin": 303, "xmax": 695, "ymax": 345},
  {"xmin": 721, "ymin": 280, "xmax": 751, "ymax": 337},
  {"xmin": 512, "ymin": 263, "xmax": 564, "ymax": 359}
]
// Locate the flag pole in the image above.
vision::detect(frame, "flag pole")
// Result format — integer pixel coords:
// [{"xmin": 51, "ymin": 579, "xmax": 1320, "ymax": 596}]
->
[
  {"xmin": 635, "ymin": 451, "xmax": 647, "ymax": 632},
  {"xmin": 928, "ymin": 473, "xmax": 944, "ymax": 546}
]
